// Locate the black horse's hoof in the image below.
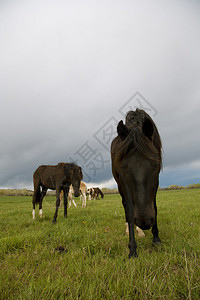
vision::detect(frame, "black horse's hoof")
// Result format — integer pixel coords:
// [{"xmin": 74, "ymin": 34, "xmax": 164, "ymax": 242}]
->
[
  {"xmin": 153, "ymin": 236, "xmax": 161, "ymax": 245},
  {"xmin": 52, "ymin": 219, "xmax": 57, "ymax": 224},
  {"xmin": 64, "ymin": 215, "xmax": 67, "ymax": 218},
  {"xmin": 129, "ymin": 250, "xmax": 138, "ymax": 258},
  {"xmin": 129, "ymin": 253, "xmax": 138, "ymax": 259}
]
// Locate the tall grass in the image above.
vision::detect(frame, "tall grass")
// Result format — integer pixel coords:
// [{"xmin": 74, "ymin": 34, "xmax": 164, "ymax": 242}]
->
[{"xmin": 0, "ymin": 190, "xmax": 199, "ymax": 299}]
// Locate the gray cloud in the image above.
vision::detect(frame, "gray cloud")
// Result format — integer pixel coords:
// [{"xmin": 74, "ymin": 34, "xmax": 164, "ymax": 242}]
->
[{"xmin": 0, "ymin": 0, "xmax": 200, "ymax": 189}]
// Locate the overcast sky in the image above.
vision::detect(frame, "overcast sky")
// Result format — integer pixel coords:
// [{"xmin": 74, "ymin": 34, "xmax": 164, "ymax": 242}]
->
[{"xmin": 0, "ymin": 0, "xmax": 200, "ymax": 189}]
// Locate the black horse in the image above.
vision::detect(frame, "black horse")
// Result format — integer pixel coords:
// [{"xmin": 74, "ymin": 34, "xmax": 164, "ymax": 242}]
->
[
  {"xmin": 32, "ymin": 162, "xmax": 83, "ymax": 223},
  {"xmin": 111, "ymin": 109, "xmax": 162, "ymax": 257}
]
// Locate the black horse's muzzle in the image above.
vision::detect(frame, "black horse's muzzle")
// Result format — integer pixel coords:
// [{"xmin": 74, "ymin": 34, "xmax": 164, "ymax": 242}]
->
[{"xmin": 134, "ymin": 217, "xmax": 155, "ymax": 230}]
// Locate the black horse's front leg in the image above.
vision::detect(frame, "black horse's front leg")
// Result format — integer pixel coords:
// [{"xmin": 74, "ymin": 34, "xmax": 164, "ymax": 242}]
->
[
  {"xmin": 121, "ymin": 186, "xmax": 137, "ymax": 258},
  {"xmin": 128, "ymin": 222, "xmax": 138, "ymax": 258},
  {"xmin": 52, "ymin": 190, "xmax": 61, "ymax": 224},
  {"xmin": 63, "ymin": 187, "xmax": 69, "ymax": 218},
  {"xmin": 152, "ymin": 200, "xmax": 161, "ymax": 244},
  {"xmin": 152, "ymin": 220, "xmax": 161, "ymax": 244}
]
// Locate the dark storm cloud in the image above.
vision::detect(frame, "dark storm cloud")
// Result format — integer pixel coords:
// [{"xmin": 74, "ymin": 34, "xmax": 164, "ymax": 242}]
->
[{"xmin": 0, "ymin": 0, "xmax": 200, "ymax": 189}]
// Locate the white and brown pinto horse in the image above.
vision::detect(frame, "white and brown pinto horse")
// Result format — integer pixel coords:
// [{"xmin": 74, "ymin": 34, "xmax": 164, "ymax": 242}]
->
[
  {"xmin": 125, "ymin": 223, "xmax": 145, "ymax": 237},
  {"xmin": 87, "ymin": 187, "xmax": 94, "ymax": 200},
  {"xmin": 60, "ymin": 181, "xmax": 87, "ymax": 208},
  {"xmin": 60, "ymin": 185, "xmax": 77, "ymax": 208},
  {"xmin": 86, "ymin": 187, "xmax": 104, "ymax": 200}
]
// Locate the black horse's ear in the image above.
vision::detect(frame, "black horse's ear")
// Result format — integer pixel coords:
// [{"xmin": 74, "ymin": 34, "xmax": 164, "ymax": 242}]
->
[
  {"xmin": 117, "ymin": 120, "xmax": 129, "ymax": 140},
  {"xmin": 79, "ymin": 167, "xmax": 83, "ymax": 180},
  {"xmin": 142, "ymin": 117, "xmax": 154, "ymax": 140}
]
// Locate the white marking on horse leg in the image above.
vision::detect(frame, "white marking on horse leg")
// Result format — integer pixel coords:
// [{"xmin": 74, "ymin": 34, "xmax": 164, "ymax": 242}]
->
[
  {"xmin": 68, "ymin": 199, "xmax": 71, "ymax": 208},
  {"xmin": 72, "ymin": 199, "xmax": 77, "ymax": 207},
  {"xmin": 136, "ymin": 226, "xmax": 145, "ymax": 237},
  {"xmin": 125, "ymin": 222, "xmax": 129, "ymax": 236},
  {"xmin": 84, "ymin": 194, "xmax": 86, "ymax": 207},
  {"xmin": 39, "ymin": 209, "xmax": 43, "ymax": 218},
  {"xmin": 59, "ymin": 190, "xmax": 63, "ymax": 207},
  {"xmin": 82, "ymin": 193, "xmax": 86, "ymax": 207},
  {"xmin": 81, "ymin": 194, "xmax": 84, "ymax": 207},
  {"xmin": 32, "ymin": 209, "xmax": 36, "ymax": 220}
]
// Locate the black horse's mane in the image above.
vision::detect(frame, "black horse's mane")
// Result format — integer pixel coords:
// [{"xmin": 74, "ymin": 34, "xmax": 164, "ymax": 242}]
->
[{"xmin": 115, "ymin": 109, "xmax": 162, "ymax": 168}]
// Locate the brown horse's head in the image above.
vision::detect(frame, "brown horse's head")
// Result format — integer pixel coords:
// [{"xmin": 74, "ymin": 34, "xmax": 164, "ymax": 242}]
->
[{"xmin": 65, "ymin": 163, "xmax": 83, "ymax": 197}]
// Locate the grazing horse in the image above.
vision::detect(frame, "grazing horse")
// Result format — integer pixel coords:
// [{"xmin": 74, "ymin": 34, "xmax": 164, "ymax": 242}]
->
[
  {"xmin": 60, "ymin": 181, "xmax": 87, "ymax": 207},
  {"xmin": 93, "ymin": 187, "xmax": 104, "ymax": 199},
  {"xmin": 87, "ymin": 187, "xmax": 104, "ymax": 200},
  {"xmin": 111, "ymin": 109, "xmax": 162, "ymax": 258},
  {"xmin": 32, "ymin": 162, "xmax": 83, "ymax": 223},
  {"xmin": 87, "ymin": 188, "xmax": 94, "ymax": 201}
]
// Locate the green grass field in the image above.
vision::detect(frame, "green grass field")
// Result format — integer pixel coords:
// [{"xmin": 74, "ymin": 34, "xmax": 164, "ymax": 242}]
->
[{"xmin": 0, "ymin": 190, "xmax": 199, "ymax": 299}]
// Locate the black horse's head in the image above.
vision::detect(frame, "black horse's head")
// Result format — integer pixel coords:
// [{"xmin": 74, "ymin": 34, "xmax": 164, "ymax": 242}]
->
[
  {"xmin": 115, "ymin": 109, "xmax": 162, "ymax": 229},
  {"xmin": 65, "ymin": 163, "xmax": 83, "ymax": 197}
]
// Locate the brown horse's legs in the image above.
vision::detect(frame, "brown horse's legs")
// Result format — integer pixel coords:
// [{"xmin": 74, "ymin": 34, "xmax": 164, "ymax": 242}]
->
[
  {"xmin": 63, "ymin": 188, "xmax": 69, "ymax": 218},
  {"xmin": 52, "ymin": 190, "xmax": 60, "ymax": 223},
  {"xmin": 32, "ymin": 197, "xmax": 36, "ymax": 219},
  {"xmin": 32, "ymin": 184, "xmax": 40, "ymax": 219},
  {"xmin": 38, "ymin": 186, "xmax": 47, "ymax": 218}
]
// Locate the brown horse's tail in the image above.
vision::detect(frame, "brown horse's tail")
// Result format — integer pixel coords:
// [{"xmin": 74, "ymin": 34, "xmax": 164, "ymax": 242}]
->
[
  {"xmin": 34, "ymin": 186, "xmax": 41, "ymax": 204},
  {"xmin": 33, "ymin": 167, "xmax": 42, "ymax": 205},
  {"xmin": 33, "ymin": 174, "xmax": 42, "ymax": 205},
  {"xmin": 32, "ymin": 184, "xmax": 41, "ymax": 205}
]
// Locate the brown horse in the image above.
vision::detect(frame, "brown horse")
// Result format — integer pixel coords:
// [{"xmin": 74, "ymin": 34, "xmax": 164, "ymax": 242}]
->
[
  {"xmin": 32, "ymin": 162, "xmax": 83, "ymax": 223},
  {"xmin": 93, "ymin": 187, "xmax": 104, "ymax": 199},
  {"xmin": 111, "ymin": 109, "xmax": 162, "ymax": 257}
]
